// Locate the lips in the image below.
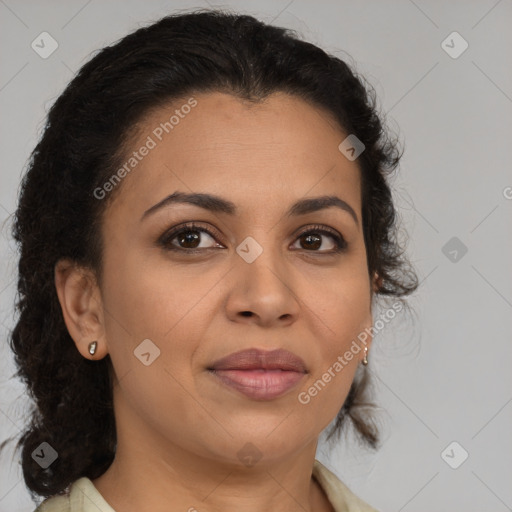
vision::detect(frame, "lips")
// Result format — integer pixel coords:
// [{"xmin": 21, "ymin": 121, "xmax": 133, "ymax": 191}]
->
[
  {"xmin": 209, "ymin": 348, "xmax": 307, "ymax": 372},
  {"xmin": 207, "ymin": 348, "xmax": 307, "ymax": 400}
]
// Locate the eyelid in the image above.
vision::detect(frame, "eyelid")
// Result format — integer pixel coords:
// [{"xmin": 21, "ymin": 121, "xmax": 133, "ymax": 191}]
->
[{"xmin": 294, "ymin": 223, "xmax": 340, "ymax": 239}]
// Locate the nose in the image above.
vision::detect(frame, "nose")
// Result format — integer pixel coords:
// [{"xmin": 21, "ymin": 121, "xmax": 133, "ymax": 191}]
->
[{"xmin": 225, "ymin": 243, "xmax": 300, "ymax": 327}]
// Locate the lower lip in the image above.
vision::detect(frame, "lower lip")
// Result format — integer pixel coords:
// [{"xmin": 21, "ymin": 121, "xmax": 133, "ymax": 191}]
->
[{"xmin": 209, "ymin": 369, "xmax": 306, "ymax": 400}]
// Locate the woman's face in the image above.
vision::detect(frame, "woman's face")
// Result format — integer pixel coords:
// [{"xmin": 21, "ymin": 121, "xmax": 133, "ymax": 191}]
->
[{"xmin": 90, "ymin": 91, "xmax": 375, "ymax": 466}]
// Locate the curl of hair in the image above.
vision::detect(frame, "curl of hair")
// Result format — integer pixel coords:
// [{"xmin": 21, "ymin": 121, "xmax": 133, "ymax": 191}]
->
[{"xmin": 8, "ymin": 8, "xmax": 418, "ymax": 497}]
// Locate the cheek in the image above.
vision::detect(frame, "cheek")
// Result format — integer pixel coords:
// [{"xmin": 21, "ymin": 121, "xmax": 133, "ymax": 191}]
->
[
  {"xmin": 325, "ymin": 274, "xmax": 371, "ymax": 343},
  {"xmin": 100, "ymin": 254, "xmax": 215, "ymax": 443},
  {"xmin": 302, "ymin": 247, "xmax": 372, "ymax": 348},
  {"xmin": 294, "ymin": 252, "xmax": 371, "ymax": 426},
  {"xmin": 99, "ymin": 248, "xmax": 229, "ymax": 399},
  {"xmin": 102, "ymin": 244, "xmax": 217, "ymax": 340}
]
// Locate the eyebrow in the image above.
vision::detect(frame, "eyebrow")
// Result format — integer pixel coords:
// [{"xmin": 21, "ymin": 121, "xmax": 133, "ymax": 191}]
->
[{"xmin": 141, "ymin": 191, "xmax": 359, "ymax": 225}]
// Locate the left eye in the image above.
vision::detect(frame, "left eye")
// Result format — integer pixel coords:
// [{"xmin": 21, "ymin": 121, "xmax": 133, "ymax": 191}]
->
[{"xmin": 291, "ymin": 230, "xmax": 342, "ymax": 252}]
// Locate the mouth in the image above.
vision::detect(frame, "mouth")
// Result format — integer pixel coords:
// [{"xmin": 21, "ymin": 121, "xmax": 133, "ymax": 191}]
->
[{"xmin": 207, "ymin": 348, "xmax": 308, "ymax": 401}]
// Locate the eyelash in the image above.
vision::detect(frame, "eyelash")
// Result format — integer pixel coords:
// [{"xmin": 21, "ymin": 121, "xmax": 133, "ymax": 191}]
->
[{"xmin": 158, "ymin": 222, "xmax": 347, "ymax": 254}]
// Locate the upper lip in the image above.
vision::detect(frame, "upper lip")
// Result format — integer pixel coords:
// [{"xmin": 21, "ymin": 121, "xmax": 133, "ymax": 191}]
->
[{"xmin": 208, "ymin": 348, "xmax": 307, "ymax": 373}]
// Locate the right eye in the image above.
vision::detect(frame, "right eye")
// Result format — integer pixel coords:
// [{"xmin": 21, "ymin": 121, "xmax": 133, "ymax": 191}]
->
[{"xmin": 159, "ymin": 222, "xmax": 225, "ymax": 252}]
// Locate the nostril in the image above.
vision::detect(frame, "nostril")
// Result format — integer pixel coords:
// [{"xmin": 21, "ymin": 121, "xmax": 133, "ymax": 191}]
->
[{"xmin": 240, "ymin": 311, "xmax": 253, "ymax": 317}]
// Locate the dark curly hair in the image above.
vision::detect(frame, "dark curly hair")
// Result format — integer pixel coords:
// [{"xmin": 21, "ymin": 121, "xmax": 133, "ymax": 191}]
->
[{"xmin": 6, "ymin": 8, "xmax": 418, "ymax": 499}]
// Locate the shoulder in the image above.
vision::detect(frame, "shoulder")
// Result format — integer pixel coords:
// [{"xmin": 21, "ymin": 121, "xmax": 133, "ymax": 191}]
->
[
  {"xmin": 34, "ymin": 477, "xmax": 115, "ymax": 512},
  {"xmin": 35, "ymin": 493, "xmax": 70, "ymax": 512},
  {"xmin": 313, "ymin": 459, "xmax": 381, "ymax": 512}
]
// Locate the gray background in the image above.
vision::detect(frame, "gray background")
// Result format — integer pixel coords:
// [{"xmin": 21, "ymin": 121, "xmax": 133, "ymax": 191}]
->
[{"xmin": 1, "ymin": 1, "xmax": 511, "ymax": 511}]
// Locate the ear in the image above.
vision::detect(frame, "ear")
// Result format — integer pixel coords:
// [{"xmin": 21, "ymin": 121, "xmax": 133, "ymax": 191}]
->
[
  {"xmin": 358, "ymin": 271, "xmax": 381, "ymax": 363},
  {"xmin": 54, "ymin": 258, "xmax": 108, "ymax": 360},
  {"xmin": 372, "ymin": 271, "xmax": 382, "ymax": 293}
]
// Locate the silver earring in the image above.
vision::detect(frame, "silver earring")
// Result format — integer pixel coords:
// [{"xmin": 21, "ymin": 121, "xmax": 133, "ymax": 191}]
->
[
  {"xmin": 88, "ymin": 341, "xmax": 98, "ymax": 356},
  {"xmin": 362, "ymin": 346, "xmax": 368, "ymax": 366}
]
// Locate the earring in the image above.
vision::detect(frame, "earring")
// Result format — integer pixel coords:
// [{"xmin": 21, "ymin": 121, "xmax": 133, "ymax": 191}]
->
[
  {"xmin": 362, "ymin": 346, "xmax": 368, "ymax": 366},
  {"xmin": 88, "ymin": 341, "xmax": 98, "ymax": 356}
]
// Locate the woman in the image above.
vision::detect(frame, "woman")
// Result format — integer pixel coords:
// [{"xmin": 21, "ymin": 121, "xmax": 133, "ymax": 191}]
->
[{"xmin": 9, "ymin": 9, "xmax": 417, "ymax": 512}]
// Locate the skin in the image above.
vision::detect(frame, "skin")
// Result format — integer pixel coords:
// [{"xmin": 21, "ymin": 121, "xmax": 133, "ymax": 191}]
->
[{"xmin": 55, "ymin": 91, "xmax": 377, "ymax": 512}]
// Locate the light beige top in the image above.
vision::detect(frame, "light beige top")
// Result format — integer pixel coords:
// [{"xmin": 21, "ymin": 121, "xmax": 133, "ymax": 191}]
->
[{"xmin": 35, "ymin": 459, "xmax": 379, "ymax": 512}]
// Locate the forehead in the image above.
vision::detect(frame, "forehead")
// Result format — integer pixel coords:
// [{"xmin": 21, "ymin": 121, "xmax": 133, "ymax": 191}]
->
[{"xmin": 109, "ymin": 91, "xmax": 361, "ymax": 219}]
